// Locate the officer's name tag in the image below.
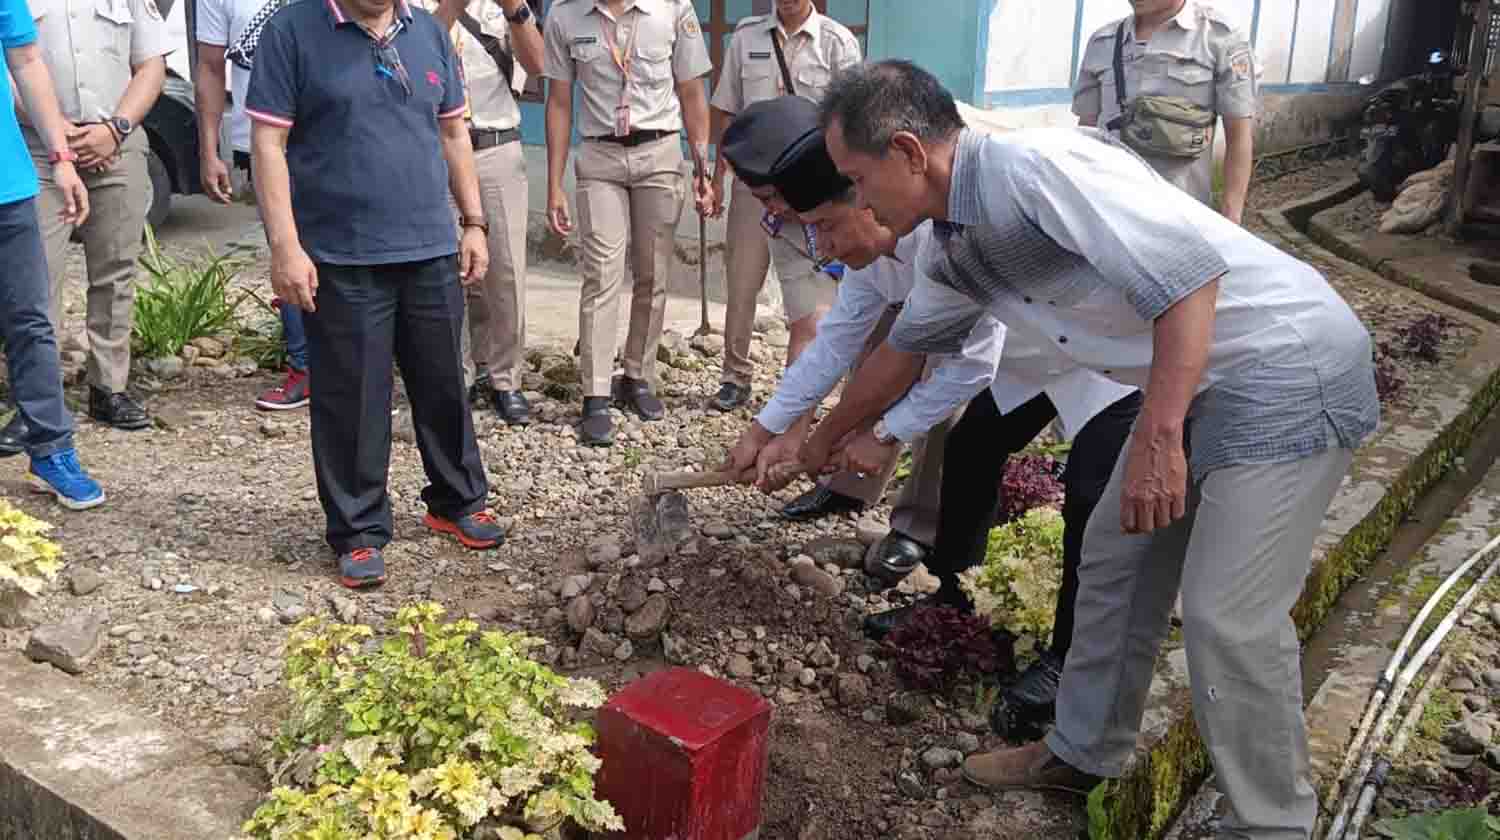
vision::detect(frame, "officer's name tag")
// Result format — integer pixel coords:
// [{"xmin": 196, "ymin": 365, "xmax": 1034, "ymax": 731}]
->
[
  {"xmin": 574, "ymin": 36, "xmax": 598, "ymax": 44},
  {"xmin": 749, "ymin": 51, "xmax": 771, "ymax": 59}
]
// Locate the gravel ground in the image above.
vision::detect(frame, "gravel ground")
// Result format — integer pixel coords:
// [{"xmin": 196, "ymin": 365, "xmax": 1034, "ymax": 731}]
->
[{"xmin": 0, "ymin": 155, "xmax": 1475, "ymax": 839}]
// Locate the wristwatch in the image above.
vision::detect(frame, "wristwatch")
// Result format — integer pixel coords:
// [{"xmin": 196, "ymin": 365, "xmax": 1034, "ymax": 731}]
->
[
  {"xmin": 503, "ymin": 1, "xmax": 530, "ymax": 24},
  {"xmin": 872, "ymin": 418, "xmax": 898, "ymax": 446},
  {"xmin": 108, "ymin": 116, "xmax": 133, "ymax": 141},
  {"xmin": 460, "ymin": 215, "xmax": 490, "ymax": 234}
]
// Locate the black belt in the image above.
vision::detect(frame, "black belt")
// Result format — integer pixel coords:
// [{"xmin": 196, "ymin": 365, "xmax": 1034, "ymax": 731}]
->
[
  {"xmin": 469, "ymin": 127, "xmax": 520, "ymax": 150},
  {"xmin": 587, "ymin": 129, "xmax": 677, "ymax": 147}
]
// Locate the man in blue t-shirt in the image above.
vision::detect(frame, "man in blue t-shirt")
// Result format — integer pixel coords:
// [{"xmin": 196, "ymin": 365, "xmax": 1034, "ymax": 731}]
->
[
  {"xmin": 247, "ymin": 0, "xmax": 505, "ymax": 588},
  {"xmin": 0, "ymin": 0, "xmax": 105, "ymax": 509}
]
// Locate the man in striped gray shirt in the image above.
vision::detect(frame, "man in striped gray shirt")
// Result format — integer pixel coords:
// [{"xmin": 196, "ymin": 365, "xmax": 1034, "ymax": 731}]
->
[{"xmin": 811, "ymin": 61, "xmax": 1378, "ymax": 838}]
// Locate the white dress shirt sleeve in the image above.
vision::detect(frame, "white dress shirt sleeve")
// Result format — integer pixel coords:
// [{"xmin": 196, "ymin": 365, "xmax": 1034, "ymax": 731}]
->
[
  {"xmin": 880, "ymin": 313, "xmax": 1003, "ymax": 443},
  {"xmin": 755, "ymin": 273, "xmax": 891, "ymax": 435}
]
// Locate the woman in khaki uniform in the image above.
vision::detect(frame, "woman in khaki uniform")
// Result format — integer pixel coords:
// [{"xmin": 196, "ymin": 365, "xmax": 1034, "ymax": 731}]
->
[{"xmin": 542, "ymin": 0, "xmax": 713, "ymax": 447}]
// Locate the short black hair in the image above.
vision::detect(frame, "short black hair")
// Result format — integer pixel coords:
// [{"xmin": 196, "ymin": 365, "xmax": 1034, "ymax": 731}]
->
[{"xmin": 818, "ymin": 60, "xmax": 965, "ymax": 156}]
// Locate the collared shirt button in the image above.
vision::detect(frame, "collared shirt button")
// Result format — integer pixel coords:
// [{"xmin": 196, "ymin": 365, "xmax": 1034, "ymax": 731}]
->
[
  {"xmin": 1048, "ymin": 300, "xmax": 1057, "ymax": 305},
  {"xmin": 1058, "ymin": 336, "xmax": 1068, "ymax": 344},
  {"xmin": 1023, "ymin": 296, "xmax": 1033, "ymax": 303}
]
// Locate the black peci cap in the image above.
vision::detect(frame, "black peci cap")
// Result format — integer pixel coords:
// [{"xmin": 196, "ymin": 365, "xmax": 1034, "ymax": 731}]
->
[{"xmin": 720, "ymin": 96, "xmax": 852, "ymax": 212}]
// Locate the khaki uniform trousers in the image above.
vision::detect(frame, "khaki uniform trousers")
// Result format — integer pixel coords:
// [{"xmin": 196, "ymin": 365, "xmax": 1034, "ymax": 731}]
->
[
  {"xmin": 574, "ymin": 135, "xmax": 685, "ymax": 397},
  {"xmin": 458, "ymin": 139, "xmax": 529, "ymax": 392},
  {"xmin": 26, "ymin": 128, "xmax": 148, "ymax": 394},
  {"xmin": 721, "ymin": 177, "xmax": 837, "ymax": 387}
]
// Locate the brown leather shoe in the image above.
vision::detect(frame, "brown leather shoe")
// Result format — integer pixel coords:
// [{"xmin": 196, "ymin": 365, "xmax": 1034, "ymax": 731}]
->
[{"xmin": 961, "ymin": 740, "xmax": 1101, "ymax": 795}]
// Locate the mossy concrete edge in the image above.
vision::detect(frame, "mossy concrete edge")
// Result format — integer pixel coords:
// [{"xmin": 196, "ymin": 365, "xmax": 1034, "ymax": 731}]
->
[{"xmin": 1099, "ymin": 182, "xmax": 1500, "ymax": 840}]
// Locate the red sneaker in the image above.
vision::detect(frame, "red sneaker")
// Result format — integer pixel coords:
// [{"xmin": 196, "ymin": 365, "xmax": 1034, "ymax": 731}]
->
[{"xmin": 255, "ymin": 367, "xmax": 310, "ymax": 411}]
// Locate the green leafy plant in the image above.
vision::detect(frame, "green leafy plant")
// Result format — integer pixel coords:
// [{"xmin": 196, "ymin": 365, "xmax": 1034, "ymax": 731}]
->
[
  {"xmin": 133, "ymin": 226, "xmax": 249, "ymax": 360},
  {"xmin": 245, "ymin": 603, "xmax": 623, "ymax": 840},
  {"xmin": 0, "ymin": 500, "xmax": 62, "ymax": 597},
  {"xmin": 234, "ymin": 303, "xmax": 289, "ymax": 371},
  {"xmin": 1373, "ymin": 807, "xmax": 1500, "ymax": 839},
  {"xmin": 1087, "ymin": 781, "xmax": 1116, "ymax": 840},
  {"xmin": 960, "ymin": 506, "xmax": 1066, "ymax": 640}
]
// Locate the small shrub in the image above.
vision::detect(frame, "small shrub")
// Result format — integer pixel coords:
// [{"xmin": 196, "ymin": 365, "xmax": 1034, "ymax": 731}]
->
[
  {"xmin": 882, "ymin": 605, "xmax": 1011, "ymax": 691},
  {"xmin": 0, "ymin": 500, "xmax": 62, "ymax": 597},
  {"xmin": 998, "ymin": 455, "xmax": 1064, "ymax": 524},
  {"xmin": 244, "ymin": 603, "xmax": 623, "ymax": 840},
  {"xmin": 961, "ymin": 506, "xmax": 1067, "ymax": 641},
  {"xmin": 133, "ymin": 226, "xmax": 248, "ymax": 360}
]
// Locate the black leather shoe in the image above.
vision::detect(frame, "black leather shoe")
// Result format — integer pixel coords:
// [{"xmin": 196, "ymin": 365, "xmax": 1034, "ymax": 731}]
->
[
  {"xmin": 864, "ymin": 530, "xmax": 929, "ymax": 589},
  {"xmin": 991, "ymin": 648, "xmax": 1066, "ymax": 741},
  {"xmin": 709, "ymin": 382, "xmax": 750, "ymax": 412},
  {"xmin": 613, "ymin": 375, "xmax": 664, "ymax": 421},
  {"xmin": 0, "ymin": 413, "xmax": 26, "ymax": 457},
  {"xmin": 863, "ymin": 596, "xmax": 944, "ymax": 641},
  {"xmin": 780, "ymin": 485, "xmax": 865, "ymax": 522},
  {"xmin": 491, "ymin": 390, "xmax": 531, "ymax": 426},
  {"xmin": 88, "ymin": 387, "xmax": 150, "ymax": 430},
  {"xmin": 579, "ymin": 397, "xmax": 614, "ymax": 447}
]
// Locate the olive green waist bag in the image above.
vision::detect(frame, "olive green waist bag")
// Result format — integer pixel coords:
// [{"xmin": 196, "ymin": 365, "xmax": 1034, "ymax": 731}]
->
[{"xmin": 1107, "ymin": 21, "xmax": 1215, "ymax": 159}]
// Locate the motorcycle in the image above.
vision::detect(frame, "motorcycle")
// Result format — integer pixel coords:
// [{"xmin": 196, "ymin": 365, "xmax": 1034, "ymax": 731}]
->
[{"xmin": 1358, "ymin": 51, "xmax": 1462, "ymax": 202}]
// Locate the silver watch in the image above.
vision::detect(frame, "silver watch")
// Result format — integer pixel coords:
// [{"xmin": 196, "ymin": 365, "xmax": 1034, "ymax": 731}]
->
[{"xmin": 872, "ymin": 418, "xmax": 898, "ymax": 446}]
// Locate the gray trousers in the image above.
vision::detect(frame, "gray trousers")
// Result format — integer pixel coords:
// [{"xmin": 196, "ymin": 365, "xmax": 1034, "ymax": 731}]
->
[
  {"xmin": 457, "ymin": 140, "xmax": 528, "ymax": 392},
  {"xmin": 1046, "ymin": 429, "xmax": 1351, "ymax": 839}
]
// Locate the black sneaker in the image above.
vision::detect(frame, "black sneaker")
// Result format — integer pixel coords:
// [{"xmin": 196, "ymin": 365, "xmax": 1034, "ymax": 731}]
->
[
  {"xmin": 579, "ymin": 397, "xmax": 614, "ymax": 447},
  {"xmin": 991, "ymin": 648, "xmax": 1066, "ymax": 741},
  {"xmin": 0, "ymin": 412, "xmax": 26, "ymax": 457},
  {"xmin": 88, "ymin": 387, "xmax": 150, "ymax": 431},
  {"xmin": 709, "ymin": 382, "xmax": 750, "ymax": 412}
]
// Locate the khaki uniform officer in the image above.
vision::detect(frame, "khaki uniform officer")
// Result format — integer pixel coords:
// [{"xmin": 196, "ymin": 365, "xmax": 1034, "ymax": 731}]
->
[
  {"xmin": 424, "ymin": 0, "xmax": 544, "ymax": 426},
  {"xmin": 707, "ymin": 1, "xmax": 859, "ymax": 412},
  {"xmin": 543, "ymin": 0, "xmax": 713, "ymax": 447},
  {"xmin": 1074, "ymin": 0, "xmax": 1256, "ymax": 222},
  {"xmin": 20, "ymin": 0, "xmax": 169, "ymax": 433}
]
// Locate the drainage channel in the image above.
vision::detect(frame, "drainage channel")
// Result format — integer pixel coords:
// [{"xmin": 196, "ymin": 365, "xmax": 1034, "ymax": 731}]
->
[{"xmin": 1167, "ymin": 403, "xmax": 1500, "ymax": 840}]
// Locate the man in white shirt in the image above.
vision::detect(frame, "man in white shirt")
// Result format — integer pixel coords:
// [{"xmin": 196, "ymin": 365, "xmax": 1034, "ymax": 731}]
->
[
  {"xmin": 719, "ymin": 96, "xmax": 1142, "ymax": 738},
  {"xmin": 196, "ymin": 0, "xmax": 311, "ymax": 411},
  {"xmin": 814, "ymin": 60, "xmax": 1378, "ymax": 837}
]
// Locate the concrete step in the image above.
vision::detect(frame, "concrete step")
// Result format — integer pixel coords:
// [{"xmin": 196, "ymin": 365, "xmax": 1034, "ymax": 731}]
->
[{"xmin": 0, "ymin": 653, "xmax": 262, "ymax": 840}]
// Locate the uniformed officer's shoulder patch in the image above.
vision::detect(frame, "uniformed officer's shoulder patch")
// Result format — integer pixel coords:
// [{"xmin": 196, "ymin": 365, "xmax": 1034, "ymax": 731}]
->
[
  {"xmin": 1229, "ymin": 48, "xmax": 1254, "ymax": 80},
  {"xmin": 143, "ymin": 0, "xmax": 162, "ymax": 20},
  {"xmin": 573, "ymin": 35, "xmax": 598, "ymax": 44},
  {"xmin": 734, "ymin": 13, "xmax": 767, "ymax": 30}
]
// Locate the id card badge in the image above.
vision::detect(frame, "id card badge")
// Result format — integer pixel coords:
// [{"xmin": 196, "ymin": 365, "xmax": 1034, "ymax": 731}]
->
[{"xmin": 615, "ymin": 104, "xmax": 631, "ymax": 137}]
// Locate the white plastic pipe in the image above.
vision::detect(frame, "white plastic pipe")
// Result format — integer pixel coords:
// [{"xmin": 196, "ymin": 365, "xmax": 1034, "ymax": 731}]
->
[
  {"xmin": 1345, "ymin": 651, "xmax": 1455, "ymax": 840},
  {"xmin": 1325, "ymin": 532, "xmax": 1500, "ymax": 839},
  {"xmin": 1324, "ymin": 531, "xmax": 1500, "ymax": 819}
]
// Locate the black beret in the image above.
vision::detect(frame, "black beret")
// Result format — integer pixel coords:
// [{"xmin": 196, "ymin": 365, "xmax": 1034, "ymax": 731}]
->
[{"xmin": 721, "ymin": 96, "xmax": 852, "ymax": 212}]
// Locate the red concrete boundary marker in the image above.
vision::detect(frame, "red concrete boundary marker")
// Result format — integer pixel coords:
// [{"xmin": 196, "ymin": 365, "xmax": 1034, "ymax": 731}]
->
[{"xmin": 595, "ymin": 667, "xmax": 773, "ymax": 839}]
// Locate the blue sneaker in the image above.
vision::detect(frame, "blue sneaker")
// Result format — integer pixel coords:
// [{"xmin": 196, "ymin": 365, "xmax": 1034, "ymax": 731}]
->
[{"xmin": 28, "ymin": 448, "xmax": 106, "ymax": 511}]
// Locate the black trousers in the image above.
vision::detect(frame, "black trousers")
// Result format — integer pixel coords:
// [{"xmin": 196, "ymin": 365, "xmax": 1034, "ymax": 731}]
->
[
  {"xmin": 305, "ymin": 256, "xmax": 488, "ymax": 553},
  {"xmin": 932, "ymin": 388, "xmax": 1141, "ymax": 657}
]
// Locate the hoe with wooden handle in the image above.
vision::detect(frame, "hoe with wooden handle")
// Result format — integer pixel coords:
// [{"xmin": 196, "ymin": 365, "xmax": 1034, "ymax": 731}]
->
[{"xmin": 633, "ymin": 462, "xmax": 808, "ymax": 565}]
